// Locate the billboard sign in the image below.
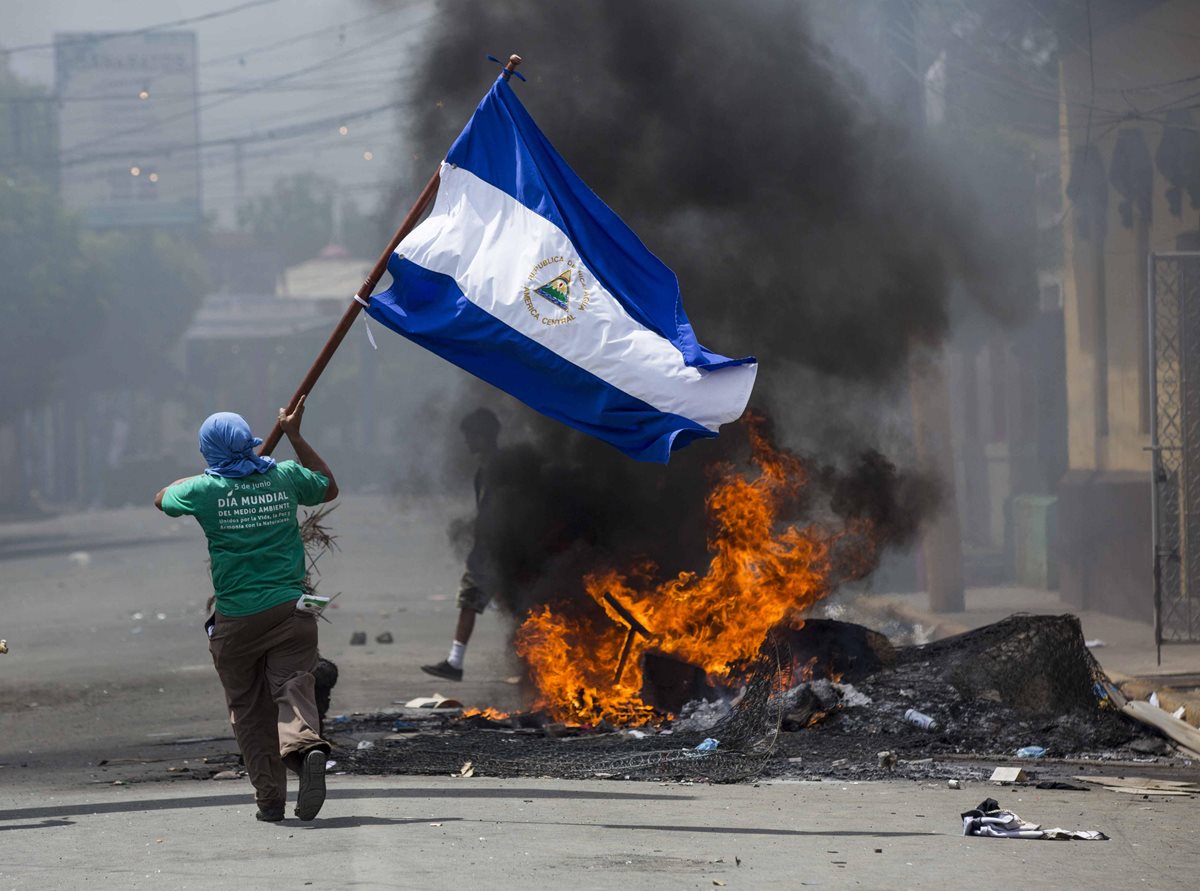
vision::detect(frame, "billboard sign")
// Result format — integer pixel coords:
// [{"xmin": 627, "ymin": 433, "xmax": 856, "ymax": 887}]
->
[{"xmin": 55, "ymin": 31, "xmax": 201, "ymax": 227}]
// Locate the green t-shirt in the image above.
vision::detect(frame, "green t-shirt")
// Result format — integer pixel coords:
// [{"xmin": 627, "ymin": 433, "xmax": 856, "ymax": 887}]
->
[{"xmin": 162, "ymin": 460, "xmax": 329, "ymax": 617}]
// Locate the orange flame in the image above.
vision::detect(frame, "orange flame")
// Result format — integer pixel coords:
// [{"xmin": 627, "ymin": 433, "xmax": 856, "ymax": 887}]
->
[
  {"xmin": 514, "ymin": 417, "xmax": 878, "ymax": 725},
  {"xmin": 462, "ymin": 707, "xmax": 512, "ymax": 721}
]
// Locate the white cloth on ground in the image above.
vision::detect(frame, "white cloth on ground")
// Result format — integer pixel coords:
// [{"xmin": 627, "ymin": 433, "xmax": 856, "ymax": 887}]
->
[{"xmin": 961, "ymin": 798, "xmax": 1108, "ymax": 841}]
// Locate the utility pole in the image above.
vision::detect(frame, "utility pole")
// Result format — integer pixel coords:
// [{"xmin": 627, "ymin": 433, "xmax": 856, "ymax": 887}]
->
[
  {"xmin": 233, "ymin": 139, "xmax": 246, "ymax": 210},
  {"xmin": 886, "ymin": 0, "xmax": 966, "ymax": 612}
]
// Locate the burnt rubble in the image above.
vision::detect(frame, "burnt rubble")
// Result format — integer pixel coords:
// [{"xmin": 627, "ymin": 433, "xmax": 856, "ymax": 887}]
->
[{"xmin": 330, "ymin": 614, "xmax": 1192, "ymax": 784}]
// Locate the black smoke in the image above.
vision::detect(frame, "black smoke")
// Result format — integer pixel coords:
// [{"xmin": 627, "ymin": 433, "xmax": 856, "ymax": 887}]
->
[
  {"xmin": 386, "ymin": 0, "xmax": 1030, "ymax": 388},
  {"xmin": 379, "ymin": 0, "xmax": 1027, "ymax": 620},
  {"xmin": 451, "ymin": 416, "xmax": 938, "ymax": 626}
]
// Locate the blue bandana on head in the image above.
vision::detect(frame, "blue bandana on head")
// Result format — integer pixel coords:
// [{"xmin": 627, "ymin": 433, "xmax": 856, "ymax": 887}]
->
[{"xmin": 198, "ymin": 412, "xmax": 276, "ymax": 478}]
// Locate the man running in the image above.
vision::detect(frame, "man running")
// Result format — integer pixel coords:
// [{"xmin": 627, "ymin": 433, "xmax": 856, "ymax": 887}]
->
[
  {"xmin": 156, "ymin": 396, "xmax": 336, "ymax": 822},
  {"xmin": 421, "ymin": 408, "xmax": 501, "ymax": 682}
]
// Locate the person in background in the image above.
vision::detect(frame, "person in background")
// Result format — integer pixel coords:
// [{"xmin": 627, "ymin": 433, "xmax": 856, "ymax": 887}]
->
[
  {"xmin": 155, "ymin": 396, "xmax": 337, "ymax": 822},
  {"xmin": 422, "ymin": 408, "xmax": 502, "ymax": 682}
]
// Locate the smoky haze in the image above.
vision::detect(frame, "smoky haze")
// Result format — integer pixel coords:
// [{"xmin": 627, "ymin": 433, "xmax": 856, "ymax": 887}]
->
[
  {"xmin": 391, "ymin": 0, "xmax": 1032, "ymax": 393},
  {"xmin": 380, "ymin": 0, "xmax": 1029, "ymax": 624}
]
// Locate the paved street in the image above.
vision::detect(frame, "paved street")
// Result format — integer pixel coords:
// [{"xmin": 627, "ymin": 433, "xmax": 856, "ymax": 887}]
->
[
  {"xmin": 2, "ymin": 499, "xmax": 1199, "ymax": 889},
  {"xmin": 0, "ymin": 496, "xmax": 520, "ymax": 790},
  {"xmin": 2, "ymin": 776, "xmax": 1197, "ymax": 890}
]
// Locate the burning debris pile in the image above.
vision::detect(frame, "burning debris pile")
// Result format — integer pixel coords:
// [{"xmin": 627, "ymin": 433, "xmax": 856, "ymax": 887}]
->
[
  {"xmin": 348, "ymin": 635, "xmax": 793, "ymax": 783},
  {"xmin": 334, "ymin": 422, "xmax": 1166, "ymax": 782},
  {"xmin": 513, "ymin": 418, "xmax": 884, "ymax": 727},
  {"xmin": 335, "ymin": 614, "xmax": 1169, "ymax": 783},
  {"xmin": 764, "ymin": 614, "xmax": 1142, "ymax": 775}
]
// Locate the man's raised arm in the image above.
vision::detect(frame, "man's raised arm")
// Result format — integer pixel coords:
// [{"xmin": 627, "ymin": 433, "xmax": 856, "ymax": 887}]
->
[{"xmin": 278, "ymin": 395, "xmax": 338, "ymax": 502}]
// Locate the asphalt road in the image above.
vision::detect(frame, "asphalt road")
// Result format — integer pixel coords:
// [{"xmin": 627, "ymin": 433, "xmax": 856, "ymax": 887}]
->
[
  {"xmin": 2, "ymin": 498, "xmax": 1198, "ymax": 889},
  {"xmin": 0, "ymin": 495, "xmax": 522, "ymax": 790},
  {"xmin": 2, "ymin": 775, "xmax": 1197, "ymax": 890}
]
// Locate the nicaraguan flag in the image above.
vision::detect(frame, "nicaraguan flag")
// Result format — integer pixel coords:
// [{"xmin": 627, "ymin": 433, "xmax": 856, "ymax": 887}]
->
[{"xmin": 366, "ymin": 75, "xmax": 757, "ymax": 462}]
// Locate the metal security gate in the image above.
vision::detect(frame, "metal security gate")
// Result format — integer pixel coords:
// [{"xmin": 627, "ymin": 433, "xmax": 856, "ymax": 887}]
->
[{"xmin": 1150, "ymin": 252, "xmax": 1200, "ymax": 661}]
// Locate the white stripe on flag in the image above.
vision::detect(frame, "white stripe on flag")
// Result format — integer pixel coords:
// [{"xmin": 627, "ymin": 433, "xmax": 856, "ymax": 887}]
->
[{"xmin": 397, "ymin": 163, "xmax": 757, "ymax": 430}]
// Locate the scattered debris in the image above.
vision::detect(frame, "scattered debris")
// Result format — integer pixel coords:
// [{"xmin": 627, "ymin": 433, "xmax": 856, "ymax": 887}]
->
[
  {"xmin": 904, "ymin": 708, "xmax": 937, "ymax": 731},
  {"xmin": 1128, "ymin": 736, "xmax": 1171, "ymax": 755},
  {"xmin": 877, "ymin": 751, "xmax": 897, "ymax": 771},
  {"xmin": 1084, "ymin": 639, "xmax": 1106, "ymax": 649},
  {"xmin": 673, "ymin": 697, "xmax": 733, "ymax": 733},
  {"xmin": 404, "ymin": 695, "xmax": 464, "ymax": 710},
  {"xmin": 961, "ymin": 798, "xmax": 1108, "ymax": 840},
  {"xmin": 1075, "ymin": 776, "xmax": 1200, "ymax": 796},
  {"xmin": 211, "ymin": 770, "xmax": 240, "ymax": 780},
  {"xmin": 325, "ymin": 760, "xmax": 337, "ymax": 770},
  {"xmin": 375, "ymin": 631, "xmax": 394, "ymax": 644},
  {"xmin": 349, "ymin": 632, "xmax": 367, "ymax": 646},
  {"xmin": 0, "ymin": 639, "xmax": 7, "ymax": 654},
  {"xmin": 1120, "ymin": 700, "xmax": 1200, "ymax": 758},
  {"xmin": 457, "ymin": 761, "xmax": 475, "ymax": 778},
  {"xmin": 836, "ymin": 683, "xmax": 872, "ymax": 708},
  {"xmin": 989, "ymin": 767, "xmax": 1027, "ymax": 783},
  {"xmin": 68, "ymin": 551, "xmax": 91, "ymax": 568},
  {"xmin": 338, "ymin": 615, "xmax": 1189, "ymax": 783},
  {"xmin": 1034, "ymin": 781, "xmax": 1089, "ymax": 791},
  {"xmin": 685, "ymin": 738, "xmax": 720, "ymax": 759},
  {"xmin": 784, "ymin": 618, "xmax": 896, "ymax": 683},
  {"xmin": 356, "ymin": 740, "xmax": 374, "ymax": 750},
  {"xmin": 391, "ymin": 720, "xmax": 419, "ymax": 733},
  {"xmin": 1015, "ymin": 746, "xmax": 1046, "ymax": 759}
]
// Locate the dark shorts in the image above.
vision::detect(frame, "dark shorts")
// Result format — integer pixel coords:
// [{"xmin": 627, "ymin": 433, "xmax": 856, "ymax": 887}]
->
[{"xmin": 455, "ymin": 571, "xmax": 493, "ymax": 613}]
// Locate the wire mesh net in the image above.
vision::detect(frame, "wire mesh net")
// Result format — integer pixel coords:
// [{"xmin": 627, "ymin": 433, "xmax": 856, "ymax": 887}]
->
[
  {"xmin": 910, "ymin": 613, "xmax": 1110, "ymax": 715},
  {"xmin": 352, "ymin": 634, "xmax": 792, "ymax": 783}
]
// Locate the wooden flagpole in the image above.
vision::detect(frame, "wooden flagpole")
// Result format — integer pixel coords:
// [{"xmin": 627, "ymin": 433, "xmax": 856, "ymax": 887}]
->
[
  {"xmin": 259, "ymin": 53, "xmax": 524, "ymax": 457},
  {"xmin": 258, "ymin": 168, "xmax": 439, "ymax": 456}
]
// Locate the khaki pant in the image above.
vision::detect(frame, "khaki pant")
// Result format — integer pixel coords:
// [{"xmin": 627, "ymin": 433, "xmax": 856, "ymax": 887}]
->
[{"xmin": 208, "ymin": 599, "xmax": 328, "ymax": 808}]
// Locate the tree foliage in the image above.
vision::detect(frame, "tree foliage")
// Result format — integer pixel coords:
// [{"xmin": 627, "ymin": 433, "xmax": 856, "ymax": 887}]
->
[
  {"xmin": 72, "ymin": 228, "xmax": 208, "ymax": 393},
  {"xmin": 0, "ymin": 176, "xmax": 100, "ymax": 423},
  {"xmin": 237, "ymin": 172, "xmax": 336, "ymax": 267},
  {"xmin": 341, "ymin": 198, "xmax": 387, "ymax": 259},
  {"xmin": 0, "ymin": 175, "xmax": 209, "ymax": 424}
]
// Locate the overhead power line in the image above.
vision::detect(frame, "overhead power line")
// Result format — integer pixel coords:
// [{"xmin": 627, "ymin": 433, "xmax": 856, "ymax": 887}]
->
[
  {"xmin": 58, "ymin": 12, "xmax": 434, "ymax": 163},
  {"xmin": 2, "ymin": 0, "xmax": 282, "ymax": 55},
  {"xmin": 200, "ymin": 6, "xmax": 400, "ymax": 68},
  {"xmin": 60, "ymin": 97, "xmax": 411, "ymax": 167}
]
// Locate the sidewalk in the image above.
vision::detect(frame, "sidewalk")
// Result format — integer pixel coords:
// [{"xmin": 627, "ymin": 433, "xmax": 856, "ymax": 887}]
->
[{"xmin": 0, "ymin": 775, "xmax": 1194, "ymax": 890}]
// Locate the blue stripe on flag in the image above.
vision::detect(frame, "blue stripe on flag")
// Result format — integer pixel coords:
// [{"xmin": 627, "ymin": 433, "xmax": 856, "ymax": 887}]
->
[
  {"xmin": 367, "ymin": 256, "xmax": 716, "ymax": 462},
  {"xmin": 446, "ymin": 78, "xmax": 754, "ymax": 373}
]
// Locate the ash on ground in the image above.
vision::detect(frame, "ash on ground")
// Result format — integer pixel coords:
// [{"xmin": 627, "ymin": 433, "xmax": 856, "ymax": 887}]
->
[{"xmin": 331, "ymin": 614, "xmax": 1193, "ymax": 784}]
